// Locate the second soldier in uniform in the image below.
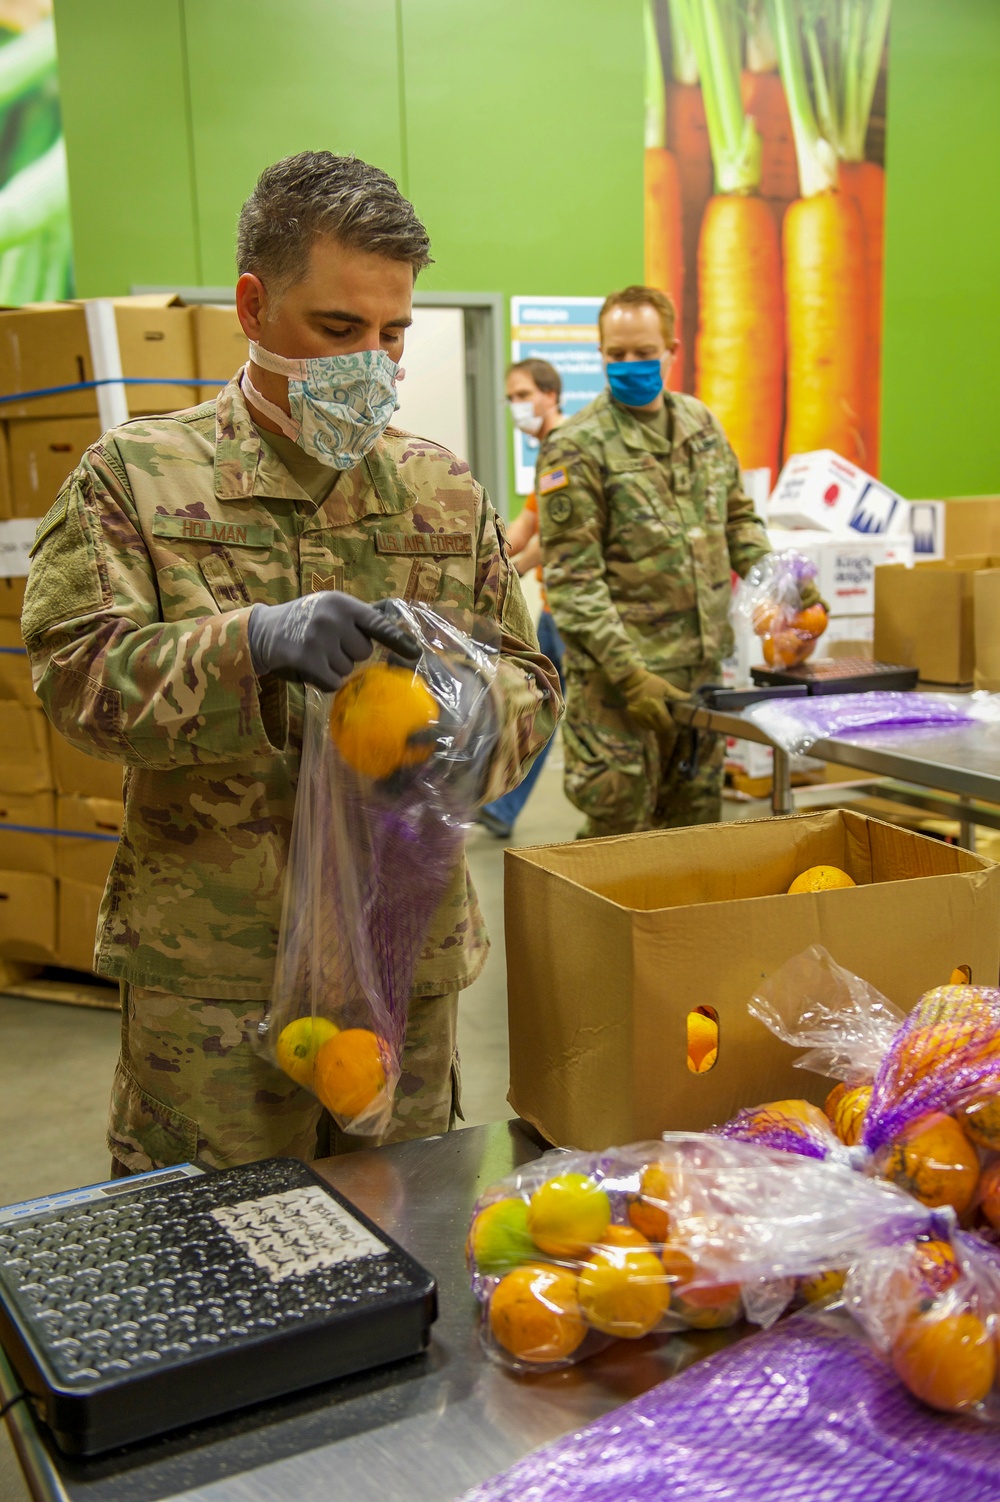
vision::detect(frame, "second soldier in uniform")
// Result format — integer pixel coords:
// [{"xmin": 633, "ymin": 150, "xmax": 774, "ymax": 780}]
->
[{"xmin": 537, "ymin": 284, "xmax": 814, "ymax": 838}]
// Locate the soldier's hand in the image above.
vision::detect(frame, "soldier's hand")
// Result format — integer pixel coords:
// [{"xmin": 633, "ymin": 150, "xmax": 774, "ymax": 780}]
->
[
  {"xmin": 247, "ymin": 593, "xmax": 419, "ymax": 692},
  {"xmin": 797, "ymin": 579, "xmax": 828, "ymax": 614},
  {"xmin": 620, "ymin": 666, "xmax": 690, "ymax": 737}
]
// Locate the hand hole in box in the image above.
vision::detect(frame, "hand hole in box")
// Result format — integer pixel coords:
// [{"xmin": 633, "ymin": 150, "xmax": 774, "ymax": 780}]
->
[{"xmin": 687, "ymin": 1006, "xmax": 718, "ymax": 1074}]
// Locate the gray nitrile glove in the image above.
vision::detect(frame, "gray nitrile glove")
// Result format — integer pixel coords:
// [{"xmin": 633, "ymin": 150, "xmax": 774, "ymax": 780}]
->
[{"xmin": 248, "ymin": 593, "xmax": 419, "ymax": 692}]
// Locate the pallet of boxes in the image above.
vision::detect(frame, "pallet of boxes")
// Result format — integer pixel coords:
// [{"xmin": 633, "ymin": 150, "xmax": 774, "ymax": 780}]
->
[
  {"xmin": 0, "ymin": 294, "xmax": 244, "ymax": 991},
  {"xmin": 724, "ymin": 451, "xmax": 915, "ymax": 799}
]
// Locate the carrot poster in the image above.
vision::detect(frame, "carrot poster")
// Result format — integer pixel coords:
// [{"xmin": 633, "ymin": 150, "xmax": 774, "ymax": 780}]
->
[{"xmin": 647, "ymin": 0, "xmax": 889, "ymax": 481}]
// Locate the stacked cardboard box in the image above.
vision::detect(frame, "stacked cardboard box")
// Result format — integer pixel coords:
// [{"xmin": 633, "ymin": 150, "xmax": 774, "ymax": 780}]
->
[
  {"xmin": 0, "ymin": 616, "xmax": 122, "ymax": 974},
  {"xmin": 0, "ymin": 296, "xmax": 194, "ymax": 974}
]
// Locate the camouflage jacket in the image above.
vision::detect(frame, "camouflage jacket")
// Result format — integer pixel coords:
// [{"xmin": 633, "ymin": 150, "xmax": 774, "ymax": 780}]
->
[
  {"xmin": 22, "ymin": 377, "xmax": 560, "ymax": 1001},
  {"xmin": 536, "ymin": 388, "xmax": 770, "ymax": 679}
]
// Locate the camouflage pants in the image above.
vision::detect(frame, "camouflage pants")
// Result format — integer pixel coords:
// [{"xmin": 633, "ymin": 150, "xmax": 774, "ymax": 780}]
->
[
  {"xmin": 563, "ymin": 664, "xmax": 724, "ymax": 839},
  {"xmin": 109, "ymin": 984, "xmax": 462, "ymax": 1173}
]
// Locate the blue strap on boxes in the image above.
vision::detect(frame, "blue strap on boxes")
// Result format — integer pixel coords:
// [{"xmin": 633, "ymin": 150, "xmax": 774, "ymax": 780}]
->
[{"xmin": 0, "ymin": 377, "xmax": 231, "ymax": 406}]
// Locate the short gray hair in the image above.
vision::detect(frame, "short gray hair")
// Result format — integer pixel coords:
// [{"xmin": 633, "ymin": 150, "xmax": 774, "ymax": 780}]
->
[{"xmin": 237, "ymin": 151, "xmax": 432, "ymax": 296}]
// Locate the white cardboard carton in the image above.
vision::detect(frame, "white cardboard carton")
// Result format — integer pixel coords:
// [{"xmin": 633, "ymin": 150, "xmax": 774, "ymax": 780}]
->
[{"xmin": 769, "ymin": 451, "xmax": 908, "ymax": 537}]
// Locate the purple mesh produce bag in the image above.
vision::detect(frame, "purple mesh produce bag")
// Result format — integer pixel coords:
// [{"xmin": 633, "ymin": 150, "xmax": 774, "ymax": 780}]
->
[
  {"xmin": 263, "ymin": 602, "xmax": 499, "ymax": 1135},
  {"xmin": 742, "ymin": 690, "xmax": 985, "ymax": 755},
  {"xmin": 461, "ymin": 1316, "xmax": 1000, "ymax": 1502}
]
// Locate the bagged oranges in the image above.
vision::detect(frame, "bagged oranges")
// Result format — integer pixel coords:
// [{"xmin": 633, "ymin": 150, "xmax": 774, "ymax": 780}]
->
[{"xmin": 330, "ymin": 661, "xmax": 438, "ymax": 780}]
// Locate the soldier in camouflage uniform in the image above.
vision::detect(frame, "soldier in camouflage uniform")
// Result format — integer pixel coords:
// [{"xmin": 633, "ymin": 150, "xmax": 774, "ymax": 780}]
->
[
  {"xmin": 22, "ymin": 153, "xmax": 560, "ymax": 1173},
  {"xmin": 537, "ymin": 285, "xmax": 782, "ymax": 838}
]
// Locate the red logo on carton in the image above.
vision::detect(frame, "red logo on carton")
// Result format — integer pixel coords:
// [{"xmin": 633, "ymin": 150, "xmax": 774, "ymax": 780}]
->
[{"xmin": 823, "ymin": 483, "xmax": 840, "ymax": 505}]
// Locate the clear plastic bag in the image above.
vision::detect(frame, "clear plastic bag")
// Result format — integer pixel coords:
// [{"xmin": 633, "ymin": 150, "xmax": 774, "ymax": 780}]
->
[
  {"xmin": 467, "ymin": 1134, "xmax": 943, "ymax": 1374},
  {"xmin": 262, "ymin": 601, "xmax": 499, "ymax": 1136},
  {"xmin": 732, "ymin": 549, "xmax": 827, "ymax": 670},
  {"xmin": 742, "ymin": 690, "xmax": 980, "ymax": 755},
  {"xmin": 722, "ymin": 946, "xmax": 1000, "ymax": 1222},
  {"xmin": 845, "ymin": 1229, "xmax": 1000, "ymax": 1416}
]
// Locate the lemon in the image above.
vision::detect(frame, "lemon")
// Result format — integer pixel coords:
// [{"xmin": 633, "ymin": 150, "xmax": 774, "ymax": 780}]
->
[
  {"xmin": 787, "ymin": 865, "xmax": 856, "ymax": 895},
  {"xmin": 275, "ymin": 1016, "xmax": 339, "ymax": 1087},
  {"xmin": 527, "ymin": 1173, "xmax": 611, "ymax": 1259}
]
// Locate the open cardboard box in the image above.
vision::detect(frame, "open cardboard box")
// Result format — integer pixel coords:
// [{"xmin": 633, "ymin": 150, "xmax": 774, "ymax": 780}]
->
[
  {"xmin": 505, "ymin": 810, "xmax": 1000, "ymax": 1149},
  {"xmin": 872, "ymin": 559, "xmax": 999, "ymax": 686}
]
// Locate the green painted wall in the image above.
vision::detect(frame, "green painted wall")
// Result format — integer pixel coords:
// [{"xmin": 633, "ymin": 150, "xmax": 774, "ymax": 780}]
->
[
  {"xmin": 53, "ymin": 0, "xmax": 643, "ymax": 302},
  {"xmin": 880, "ymin": 0, "xmax": 1000, "ymax": 498},
  {"xmin": 53, "ymin": 1, "xmax": 1000, "ymax": 499}
]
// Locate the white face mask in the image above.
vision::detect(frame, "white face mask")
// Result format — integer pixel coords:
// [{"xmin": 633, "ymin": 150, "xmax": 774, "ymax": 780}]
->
[
  {"xmin": 242, "ymin": 341, "xmax": 403, "ymax": 469},
  {"xmin": 510, "ymin": 400, "xmax": 543, "ymax": 437}
]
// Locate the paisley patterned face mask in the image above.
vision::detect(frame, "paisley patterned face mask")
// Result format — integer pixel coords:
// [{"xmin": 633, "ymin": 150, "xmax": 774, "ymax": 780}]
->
[{"xmin": 242, "ymin": 341, "xmax": 402, "ymax": 470}]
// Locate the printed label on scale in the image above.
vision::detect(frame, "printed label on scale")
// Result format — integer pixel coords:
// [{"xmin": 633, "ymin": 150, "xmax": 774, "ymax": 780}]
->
[{"xmin": 210, "ymin": 1185, "xmax": 388, "ymax": 1282}]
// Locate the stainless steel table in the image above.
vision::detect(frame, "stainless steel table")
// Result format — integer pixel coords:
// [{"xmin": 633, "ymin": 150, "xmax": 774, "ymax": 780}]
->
[
  {"xmin": 674, "ymin": 699, "xmax": 1000, "ymax": 846},
  {"xmin": 0, "ymin": 1124, "xmax": 746, "ymax": 1502}
]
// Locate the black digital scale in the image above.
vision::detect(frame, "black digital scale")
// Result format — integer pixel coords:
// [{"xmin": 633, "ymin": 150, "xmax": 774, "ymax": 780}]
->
[
  {"xmin": 751, "ymin": 657, "xmax": 919, "ymax": 695},
  {"xmin": 0, "ymin": 1157, "xmax": 436, "ymax": 1456}
]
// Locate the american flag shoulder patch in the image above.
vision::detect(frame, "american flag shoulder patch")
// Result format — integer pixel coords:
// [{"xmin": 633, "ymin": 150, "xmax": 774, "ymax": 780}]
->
[{"xmin": 538, "ymin": 467, "xmax": 569, "ymax": 495}]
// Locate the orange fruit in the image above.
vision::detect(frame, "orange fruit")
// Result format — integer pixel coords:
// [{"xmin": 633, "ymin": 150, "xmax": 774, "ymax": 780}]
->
[
  {"xmin": 752, "ymin": 601, "xmax": 782, "ymax": 636},
  {"xmin": 882, "ymin": 1239, "xmax": 960, "ymax": 1318},
  {"xmin": 763, "ymin": 631, "xmax": 813, "ymax": 669},
  {"xmin": 879, "ymin": 1113, "xmax": 980, "ymax": 1217},
  {"xmin": 831, "ymin": 1084, "xmax": 872, "ymax": 1146},
  {"xmin": 577, "ymin": 1226, "xmax": 669, "ymax": 1339},
  {"xmin": 627, "ymin": 1162, "xmax": 676, "ymax": 1244},
  {"xmin": 745, "ymin": 1098, "xmax": 834, "ymax": 1142},
  {"xmin": 798, "ymin": 1268, "xmax": 846, "ymax": 1304},
  {"xmin": 787, "ymin": 865, "xmax": 856, "ymax": 895},
  {"xmin": 467, "ymin": 1197, "xmax": 537, "ymax": 1277},
  {"xmin": 313, "ymin": 1027, "xmax": 387, "ymax": 1120},
  {"xmin": 527, "ymin": 1173, "xmax": 611, "ymax": 1259},
  {"xmin": 687, "ymin": 1010, "xmax": 719, "ymax": 1073},
  {"xmin": 488, "ymin": 1262, "xmax": 587, "ymax": 1364},
  {"xmin": 978, "ymin": 1159, "xmax": 1000, "ymax": 1229},
  {"xmin": 824, "ymin": 1081, "xmax": 849, "ymax": 1120},
  {"xmin": 329, "ymin": 662, "xmax": 438, "ymax": 781},
  {"xmin": 963, "ymin": 1093, "xmax": 1000, "ymax": 1151},
  {"xmin": 892, "ymin": 1309, "xmax": 995, "ymax": 1412},
  {"xmin": 793, "ymin": 603, "xmax": 828, "ymax": 638},
  {"xmin": 661, "ymin": 1242, "xmax": 742, "ymax": 1329},
  {"xmin": 950, "ymin": 966, "xmax": 972, "ymax": 985},
  {"xmin": 275, "ymin": 1015, "xmax": 339, "ymax": 1088}
]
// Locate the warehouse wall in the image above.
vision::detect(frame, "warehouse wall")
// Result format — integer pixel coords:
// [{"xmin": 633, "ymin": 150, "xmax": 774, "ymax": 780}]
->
[
  {"xmin": 50, "ymin": 0, "xmax": 1000, "ymax": 501},
  {"xmin": 880, "ymin": 0, "xmax": 1000, "ymax": 500}
]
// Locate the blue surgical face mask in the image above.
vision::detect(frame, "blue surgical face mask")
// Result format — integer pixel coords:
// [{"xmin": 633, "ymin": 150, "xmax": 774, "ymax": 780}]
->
[{"xmin": 606, "ymin": 358, "xmax": 664, "ymax": 408}]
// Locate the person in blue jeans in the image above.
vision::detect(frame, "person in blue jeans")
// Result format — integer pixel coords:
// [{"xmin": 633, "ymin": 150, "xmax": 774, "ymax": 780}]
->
[{"xmin": 479, "ymin": 359, "xmax": 566, "ymax": 839}]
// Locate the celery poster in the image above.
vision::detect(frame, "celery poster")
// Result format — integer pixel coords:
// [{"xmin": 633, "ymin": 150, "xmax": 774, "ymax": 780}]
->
[
  {"xmin": 647, "ymin": 0, "xmax": 889, "ymax": 480},
  {"xmin": 0, "ymin": 1, "xmax": 70, "ymax": 305}
]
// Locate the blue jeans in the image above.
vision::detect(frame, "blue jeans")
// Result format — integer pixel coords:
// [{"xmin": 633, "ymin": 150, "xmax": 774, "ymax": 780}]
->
[{"xmin": 482, "ymin": 607, "xmax": 565, "ymax": 831}]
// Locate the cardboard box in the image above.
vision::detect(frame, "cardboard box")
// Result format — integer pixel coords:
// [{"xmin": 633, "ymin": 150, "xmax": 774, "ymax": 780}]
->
[
  {"xmin": 974, "ymin": 569, "xmax": 1000, "ymax": 692},
  {"xmin": 769, "ymin": 451, "xmax": 907, "ymax": 536},
  {"xmin": 7, "ymin": 417, "xmax": 101, "ymax": 518},
  {"xmin": 907, "ymin": 497, "xmax": 1000, "ymax": 562},
  {"xmin": 0, "ymin": 789, "xmax": 56, "ymax": 873},
  {"xmin": 50, "ymin": 734, "xmax": 123, "ymax": 800},
  {"xmin": 56, "ymin": 793, "xmax": 121, "ymax": 886},
  {"xmin": 0, "ymin": 869, "xmax": 56, "ymax": 963},
  {"xmin": 505, "ymin": 811, "xmax": 1000, "ymax": 1149},
  {"xmin": 0, "ymin": 618, "xmax": 35, "ymax": 706},
  {"xmin": 873, "ymin": 561, "xmax": 997, "ymax": 686},
  {"xmin": 0, "ymin": 574, "xmax": 25, "ymax": 619},
  {"xmin": 57, "ymin": 878, "xmax": 103, "ymax": 974},
  {"xmin": 0, "ymin": 423, "xmax": 13, "ymax": 520},
  {"xmin": 193, "ymin": 304, "xmax": 244, "ymax": 395},
  {"xmin": 0, "ymin": 704, "xmax": 51, "ymax": 793},
  {"xmin": 0, "ymin": 296, "xmax": 198, "ymax": 420}
]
